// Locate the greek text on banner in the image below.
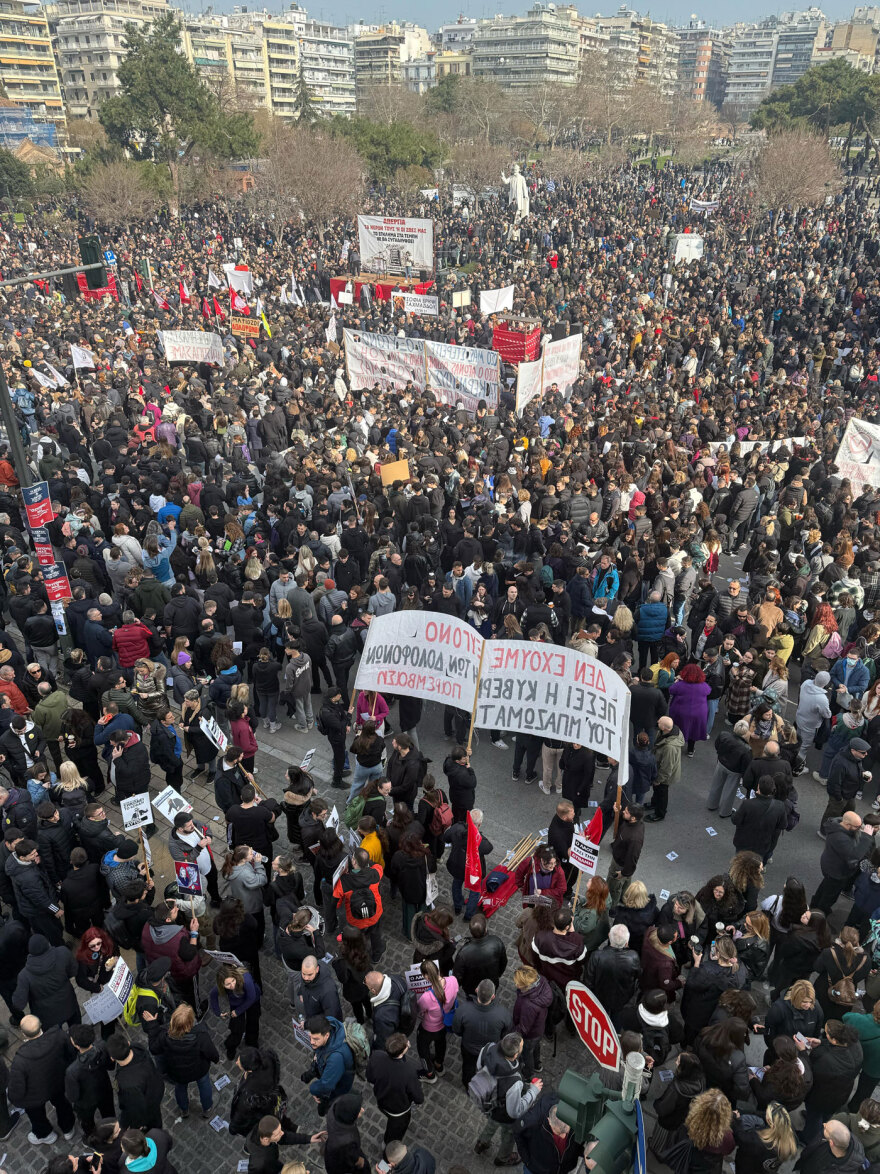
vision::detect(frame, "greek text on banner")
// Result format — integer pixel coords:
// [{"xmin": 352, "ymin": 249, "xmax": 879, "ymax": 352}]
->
[{"xmin": 159, "ymin": 330, "xmax": 224, "ymax": 365}]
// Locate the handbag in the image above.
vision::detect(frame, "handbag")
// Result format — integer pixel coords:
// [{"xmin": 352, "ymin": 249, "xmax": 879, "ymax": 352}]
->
[
  {"xmin": 814, "ymin": 716, "xmax": 832, "ymax": 749},
  {"xmin": 431, "ymin": 983, "xmax": 458, "ymax": 1028}
]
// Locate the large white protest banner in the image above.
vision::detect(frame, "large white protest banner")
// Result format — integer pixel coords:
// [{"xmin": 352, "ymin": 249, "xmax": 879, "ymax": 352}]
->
[
  {"xmin": 477, "ymin": 640, "xmax": 630, "ymax": 760},
  {"xmin": 159, "ymin": 330, "xmax": 224, "ymax": 366},
  {"xmin": 835, "ymin": 418, "xmax": 880, "ymax": 493},
  {"xmin": 516, "ymin": 358, "xmax": 543, "ymax": 417},
  {"xmin": 357, "ymin": 215, "xmax": 434, "ymax": 275},
  {"xmin": 402, "ymin": 292, "xmax": 439, "ymax": 316},
  {"xmin": 425, "ymin": 339, "xmax": 500, "ymax": 412},
  {"xmin": 480, "ymin": 285, "xmax": 515, "ymax": 314},
  {"xmin": 354, "ymin": 612, "xmax": 482, "ymax": 710},
  {"xmin": 542, "ymin": 334, "xmax": 582, "ymax": 398},
  {"xmin": 344, "ymin": 329, "xmax": 424, "ymax": 391},
  {"xmin": 356, "ymin": 610, "xmax": 630, "ymax": 762},
  {"xmin": 222, "ymin": 263, "xmax": 253, "ymax": 294},
  {"xmin": 70, "ymin": 344, "xmax": 95, "ymax": 369}
]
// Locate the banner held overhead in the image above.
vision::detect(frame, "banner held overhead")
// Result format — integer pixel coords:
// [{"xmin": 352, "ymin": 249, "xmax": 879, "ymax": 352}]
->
[
  {"xmin": 357, "ymin": 216, "xmax": 434, "ymax": 276},
  {"xmin": 159, "ymin": 330, "xmax": 224, "ymax": 365}
]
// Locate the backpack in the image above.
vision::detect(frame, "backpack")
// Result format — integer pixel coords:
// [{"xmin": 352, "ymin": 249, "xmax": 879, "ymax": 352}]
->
[
  {"xmin": 394, "ymin": 990, "xmax": 417, "ymax": 1036},
  {"xmin": 343, "ymin": 794, "xmax": 365, "ymax": 830},
  {"xmin": 342, "ymin": 1017, "xmax": 370, "ymax": 1078},
  {"xmin": 823, "ymin": 631, "xmax": 843, "ymax": 659},
  {"xmin": 123, "ymin": 984, "xmax": 160, "ymax": 1028},
  {"xmin": 315, "ymin": 709, "xmax": 327, "ymax": 736},
  {"xmin": 429, "ymin": 793, "xmax": 453, "ymax": 837},
  {"xmin": 467, "ymin": 1044, "xmax": 499, "ymax": 1112},
  {"xmin": 828, "ymin": 948, "xmax": 858, "ymax": 1007},
  {"xmin": 348, "ymin": 881, "xmax": 377, "ymax": 922},
  {"xmin": 543, "ymin": 981, "xmax": 568, "ymax": 1041}
]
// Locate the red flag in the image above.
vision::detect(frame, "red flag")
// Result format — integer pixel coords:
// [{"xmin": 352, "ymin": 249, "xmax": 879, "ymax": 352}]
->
[
  {"xmin": 464, "ymin": 812, "xmax": 484, "ymax": 894},
  {"xmin": 179, "ymin": 280, "xmax": 190, "ymax": 304},
  {"xmin": 212, "ymin": 296, "xmax": 225, "ymax": 321},
  {"xmin": 201, "ymin": 297, "xmax": 211, "ymax": 319},
  {"xmin": 585, "ymin": 808, "xmax": 603, "ymax": 844},
  {"xmin": 152, "ymin": 289, "xmax": 169, "ymax": 310},
  {"xmin": 230, "ymin": 289, "xmax": 248, "ymax": 314},
  {"xmin": 135, "ymin": 273, "xmax": 143, "ymax": 292}
]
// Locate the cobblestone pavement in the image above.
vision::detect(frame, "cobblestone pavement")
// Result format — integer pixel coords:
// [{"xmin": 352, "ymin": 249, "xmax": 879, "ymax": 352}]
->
[{"xmin": 3, "ymin": 561, "xmax": 834, "ymax": 1172}]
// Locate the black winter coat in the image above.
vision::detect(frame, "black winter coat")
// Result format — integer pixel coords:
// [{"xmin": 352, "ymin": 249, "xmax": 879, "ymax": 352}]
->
[
  {"xmin": 13, "ymin": 940, "xmax": 78, "ymax": 1026},
  {"xmin": 453, "ymin": 933, "xmax": 508, "ymax": 995},
  {"xmin": 65, "ymin": 1041, "xmax": 114, "ymax": 1115},
  {"xmin": 149, "ymin": 1024, "xmax": 219, "ymax": 1084},
  {"xmin": 8, "ymin": 1025, "xmax": 74, "ymax": 1106},
  {"xmin": 388, "ymin": 849, "xmax": 434, "ymax": 905},
  {"xmin": 114, "ymin": 1043, "xmax": 165, "ymax": 1130}
]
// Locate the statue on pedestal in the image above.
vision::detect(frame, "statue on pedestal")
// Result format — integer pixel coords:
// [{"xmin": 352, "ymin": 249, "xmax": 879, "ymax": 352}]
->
[{"xmin": 501, "ymin": 163, "xmax": 530, "ymax": 221}]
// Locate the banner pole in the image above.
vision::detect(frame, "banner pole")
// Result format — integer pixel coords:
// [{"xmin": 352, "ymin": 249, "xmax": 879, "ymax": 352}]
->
[
  {"xmin": 138, "ymin": 826, "xmax": 149, "ymax": 873},
  {"xmin": 465, "ymin": 640, "xmax": 487, "ymax": 758},
  {"xmin": 613, "ymin": 784, "xmax": 623, "ymax": 838},
  {"xmin": 572, "ymin": 870, "xmax": 583, "ymax": 911}
]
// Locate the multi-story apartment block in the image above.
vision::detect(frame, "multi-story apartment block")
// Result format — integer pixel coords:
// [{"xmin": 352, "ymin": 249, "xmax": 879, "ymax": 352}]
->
[
  {"xmin": 180, "ymin": 16, "xmax": 266, "ymax": 108},
  {"xmin": 595, "ymin": 6, "xmax": 679, "ymax": 93},
  {"xmin": 724, "ymin": 9, "xmax": 826, "ymax": 111},
  {"xmin": 47, "ymin": 0, "xmax": 168, "ymax": 122},
  {"xmin": 827, "ymin": 10, "xmax": 880, "ymax": 70},
  {"xmin": 437, "ymin": 17, "xmax": 476, "ymax": 52},
  {"xmin": 471, "ymin": 4, "xmax": 580, "ymax": 89},
  {"xmin": 353, "ymin": 22, "xmax": 431, "ymax": 101},
  {"xmin": 0, "ymin": 0, "xmax": 65, "ymax": 140},
  {"xmin": 676, "ymin": 18, "xmax": 730, "ymax": 106}
]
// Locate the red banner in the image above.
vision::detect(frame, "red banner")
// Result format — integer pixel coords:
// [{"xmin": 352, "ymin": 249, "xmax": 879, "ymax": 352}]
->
[
  {"xmin": 42, "ymin": 563, "xmax": 72, "ymax": 602},
  {"xmin": 465, "ymin": 811, "xmax": 484, "ymax": 894},
  {"xmin": 492, "ymin": 322, "xmax": 541, "ymax": 366},
  {"xmin": 22, "ymin": 481, "xmax": 53, "ymax": 528}
]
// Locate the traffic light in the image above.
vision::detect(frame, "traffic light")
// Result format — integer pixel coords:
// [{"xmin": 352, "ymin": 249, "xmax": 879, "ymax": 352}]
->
[
  {"xmin": 582, "ymin": 1100, "xmax": 641, "ymax": 1174},
  {"xmin": 556, "ymin": 1070, "xmax": 615, "ymax": 1144},
  {"xmin": 78, "ymin": 235, "xmax": 106, "ymax": 290}
]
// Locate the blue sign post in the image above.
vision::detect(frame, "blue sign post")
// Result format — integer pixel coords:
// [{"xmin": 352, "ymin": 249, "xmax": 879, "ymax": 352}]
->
[{"xmin": 633, "ymin": 1100, "xmax": 646, "ymax": 1174}]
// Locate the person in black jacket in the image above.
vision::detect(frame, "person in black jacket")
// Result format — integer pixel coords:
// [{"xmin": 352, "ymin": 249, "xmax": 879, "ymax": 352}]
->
[
  {"xmin": 319, "ymin": 686, "xmax": 350, "ymax": 790},
  {"xmin": 444, "ymin": 810, "xmax": 492, "ymax": 919},
  {"xmin": 65, "ymin": 1024, "xmax": 115, "ymax": 1139},
  {"xmin": 365, "ymin": 1031, "xmax": 424, "ymax": 1144},
  {"xmin": 452, "ymin": 914, "xmax": 508, "ymax": 996},
  {"xmin": 444, "ymin": 746, "xmax": 476, "ymax": 824},
  {"xmin": 8, "ymin": 1016, "xmax": 76, "ymax": 1143},
  {"xmin": 35, "ymin": 802, "xmax": 73, "ymax": 887},
  {"xmin": 0, "ymin": 914, "xmax": 27, "ymax": 1022},
  {"xmin": 245, "ymin": 1114, "xmax": 326, "ymax": 1174},
  {"xmin": 229, "ymin": 1045, "xmax": 284, "ymax": 1139},
  {"xmin": 108, "ymin": 730, "xmax": 151, "ymax": 805},
  {"xmin": 105, "ymin": 1033, "xmax": 165, "ymax": 1130},
  {"xmin": 149, "ymin": 711, "xmax": 184, "ymax": 790},
  {"xmin": 386, "ymin": 736, "xmax": 427, "ymax": 810},
  {"xmin": 732, "ymin": 777, "xmax": 788, "ymax": 864},
  {"xmin": 77, "ymin": 803, "xmax": 124, "ymax": 864},
  {"xmin": 13, "ymin": 933, "xmax": 80, "ymax": 1029},
  {"xmin": 6, "ymin": 839, "xmax": 64, "ymax": 944},
  {"xmin": 451, "ymin": 979, "xmax": 513, "ymax": 1089},
  {"xmin": 515, "ymin": 1093, "xmax": 581, "ymax": 1174},
  {"xmin": 708, "ymin": 721, "xmax": 753, "ymax": 818},
  {"xmin": 584, "ymin": 925, "xmax": 640, "ymax": 1028},
  {"xmin": 148, "ymin": 1002, "xmax": 219, "ymax": 1118},
  {"xmin": 0, "ymin": 719, "xmax": 47, "ymax": 785}
]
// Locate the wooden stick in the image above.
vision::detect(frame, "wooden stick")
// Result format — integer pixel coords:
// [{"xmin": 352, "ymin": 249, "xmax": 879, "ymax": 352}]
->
[
  {"xmin": 138, "ymin": 826, "xmax": 150, "ymax": 872},
  {"xmin": 465, "ymin": 640, "xmax": 487, "ymax": 758},
  {"xmin": 572, "ymin": 870, "xmax": 584, "ymax": 911},
  {"xmin": 613, "ymin": 784, "xmax": 623, "ymax": 837}
]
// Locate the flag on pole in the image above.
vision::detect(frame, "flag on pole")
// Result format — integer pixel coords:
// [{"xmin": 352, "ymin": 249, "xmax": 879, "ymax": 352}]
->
[
  {"xmin": 585, "ymin": 807, "xmax": 603, "ymax": 844},
  {"xmin": 152, "ymin": 290, "xmax": 169, "ymax": 310},
  {"xmin": 290, "ymin": 285, "xmax": 301, "ymax": 307},
  {"xmin": 201, "ymin": 297, "xmax": 212, "ymax": 319},
  {"xmin": 179, "ymin": 280, "xmax": 190, "ymax": 304},
  {"xmin": 46, "ymin": 364, "xmax": 67, "ymax": 386},
  {"xmin": 135, "ymin": 273, "xmax": 143, "ymax": 292},
  {"xmin": 256, "ymin": 297, "xmax": 264, "ymax": 317},
  {"xmin": 231, "ymin": 289, "xmax": 248, "ymax": 314},
  {"xmin": 223, "ymin": 263, "xmax": 253, "ymax": 295},
  {"xmin": 260, "ymin": 312, "xmax": 271, "ymax": 338},
  {"xmin": 70, "ymin": 344, "xmax": 95, "ymax": 369},
  {"xmin": 326, "ymin": 314, "xmax": 337, "ymax": 343},
  {"xmin": 464, "ymin": 811, "xmax": 484, "ymax": 894},
  {"xmin": 280, "ymin": 287, "xmax": 289, "ymax": 305},
  {"xmin": 212, "ymin": 296, "xmax": 226, "ymax": 321},
  {"xmin": 208, "ymin": 269, "xmax": 222, "ymax": 289}
]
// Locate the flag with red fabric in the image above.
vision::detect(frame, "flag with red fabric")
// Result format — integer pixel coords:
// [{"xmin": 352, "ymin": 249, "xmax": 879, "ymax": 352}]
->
[
  {"xmin": 201, "ymin": 297, "xmax": 211, "ymax": 318},
  {"xmin": 585, "ymin": 808, "xmax": 602, "ymax": 844},
  {"xmin": 212, "ymin": 296, "xmax": 226, "ymax": 321},
  {"xmin": 152, "ymin": 290, "xmax": 169, "ymax": 310},
  {"xmin": 464, "ymin": 812, "xmax": 484, "ymax": 894},
  {"xmin": 230, "ymin": 289, "xmax": 249, "ymax": 314},
  {"xmin": 179, "ymin": 280, "xmax": 190, "ymax": 304},
  {"xmin": 135, "ymin": 273, "xmax": 143, "ymax": 292}
]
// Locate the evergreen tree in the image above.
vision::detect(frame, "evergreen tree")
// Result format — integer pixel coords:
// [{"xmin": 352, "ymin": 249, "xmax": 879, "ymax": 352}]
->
[{"xmin": 294, "ymin": 63, "xmax": 318, "ymax": 123}]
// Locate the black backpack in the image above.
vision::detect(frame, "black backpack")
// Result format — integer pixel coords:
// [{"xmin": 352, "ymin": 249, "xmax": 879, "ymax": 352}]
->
[
  {"xmin": 393, "ymin": 990, "xmax": 416, "ymax": 1035},
  {"xmin": 349, "ymin": 883, "xmax": 377, "ymax": 922}
]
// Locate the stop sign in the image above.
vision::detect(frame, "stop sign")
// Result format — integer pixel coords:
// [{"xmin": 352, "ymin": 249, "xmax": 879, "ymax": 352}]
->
[{"xmin": 566, "ymin": 981, "xmax": 621, "ymax": 1071}]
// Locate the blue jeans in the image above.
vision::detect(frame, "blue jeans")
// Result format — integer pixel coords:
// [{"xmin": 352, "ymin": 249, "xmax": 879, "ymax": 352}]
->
[
  {"xmin": 349, "ymin": 761, "xmax": 384, "ymax": 802},
  {"xmin": 174, "ymin": 1073, "xmax": 213, "ymax": 1113},
  {"xmin": 451, "ymin": 877, "xmax": 480, "ymax": 918},
  {"xmin": 706, "ymin": 697, "xmax": 720, "ymax": 734}
]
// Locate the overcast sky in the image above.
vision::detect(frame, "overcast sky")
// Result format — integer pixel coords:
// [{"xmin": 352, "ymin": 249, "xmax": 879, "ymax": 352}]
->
[{"xmin": 193, "ymin": 1, "xmax": 857, "ymax": 34}]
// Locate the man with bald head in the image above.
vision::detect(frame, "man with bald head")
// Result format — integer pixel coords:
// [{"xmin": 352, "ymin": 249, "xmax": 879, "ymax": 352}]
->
[
  {"xmin": 811, "ymin": 809, "xmax": 873, "ymax": 914},
  {"xmin": 796, "ymin": 1116, "xmax": 866, "ymax": 1174},
  {"xmin": 645, "ymin": 715, "xmax": 684, "ymax": 823},
  {"xmin": 7, "ymin": 1014, "xmax": 76, "ymax": 1145}
]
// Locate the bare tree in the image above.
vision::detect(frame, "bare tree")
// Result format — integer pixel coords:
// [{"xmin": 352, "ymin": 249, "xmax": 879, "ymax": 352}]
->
[
  {"xmin": 448, "ymin": 141, "xmax": 508, "ymax": 209},
  {"xmin": 752, "ymin": 128, "xmax": 840, "ymax": 213},
  {"xmin": 515, "ymin": 82, "xmax": 577, "ymax": 149},
  {"xmin": 664, "ymin": 94, "xmax": 715, "ymax": 163},
  {"xmin": 542, "ymin": 146, "xmax": 594, "ymax": 190},
  {"xmin": 457, "ymin": 77, "xmax": 510, "ymax": 145},
  {"xmin": 575, "ymin": 57, "xmax": 649, "ymax": 146},
  {"xmin": 257, "ymin": 122, "xmax": 365, "ymax": 238},
  {"xmin": 359, "ymin": 84, "xmax": 412, "ymax": 126},
  {"xmin": 720, "ymin": 101, "xmax": 749, "ymax": 146},
  {"xmin": 79, "ymin": 160, "xmax": 161, "ymax": 226}
]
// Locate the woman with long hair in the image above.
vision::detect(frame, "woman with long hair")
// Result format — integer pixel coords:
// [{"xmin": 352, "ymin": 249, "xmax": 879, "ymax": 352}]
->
[
  {"xmin": 180, "ymin": 689, "xmax": 217, "ymax": 781},
  {"xmin": 357, "ymin": 814, "xmax": 389, "ymax": 868},
  {"xmin": 228, "ymin": 1045, "xmax": 284, "ymax": 1138},
  {"xmin": 52, "ymin": 761, "xmax": 92, "ymax": 813},
  {"xmin": 210, "ymin": 962, "xmax": 261, "ymax": 1060},
  {"xmin": 212, "ymin": 898, "xmax": 263, "ymax": 987},
  {"xmin": 415, "ymin": 959, "xmax": 459, "ymax": 1083},
  {"xmin": 389, "ymin": 829, "xmax": 436, "ymax": 938},
  {"xmin": 74, "ymin": 926, "xmax": 117, "ymax": 994},
  {"xmin": 132, "ymin": 658, "xmax": 169, "ymax": 721},
  {"xmin": 813, "ymin": 925, "xmax": 871, "ymax": 1019},
  {"xmin": 732, "ymin": 1102, "xmax": 798, "ymax": 1174},
  {"xmin": 572, "ymin": 875, "xmax": 611, "ymax": 952},
  {"xmin": 669, "ymin": 662, "xmax": 711, "ymax": 756},
  {"xmin": 651, "ymin": 1051, "xmax": 706, "ymax": 1161},
  {"xmin": 60, "ymin": 709, "xmax": 103, "ymax": 793},
  {"xmin": 278, "ymin": 907, "xmax": 326, "ymax": 975},
  {"xmin": 348, "ymin": 719, "xmax": 385, "ymax": 801},
  {"xmin": 684, "ymin": 1089, "xmax": 734, "ymax": 1174},
  {"xmin": 331, "ymin": 925, "xmax": 372, "ymax": 1024},
  {"xmin": 751, "ymin": 1035, "xmax": 812, "ymax": 1114},
  {"xmin": 696, "ymin": 874, "xmax": 745, "ymax": 928},
  {"xmin": 656, "ymin": 652, "xmax": 679, "ymax": 697},
  {"xmin": 695, "ymin": 1018, "xmax": 751, "ymax": 1106},
  {"xmin": 764, "ymin": 978, "xmax": 824, "ymax": 1045},
  {"xmin": 150, "ymin": 1002, "xmax": 220, "ymax": 1119},
  {"xmin": 610, "ymin": 879, "xmax": 657, "ymax": 956},
  {"xmin": 220, "ymin": 846, "xmax": 266, "ymax": 941},
  {"xmin": 119, "ymin": 1128, "xmax": 177, "ymax": 1171},
  {"xmin": 727, "ymin": 851, "xmax": 764, "ymax": 914},
  {"xmin": 736, "ymin": 911, "xmax": 771, "ymax": 985},
  {"xmin": 803, "ymin": 601, "xmax": 840, "ymax": 664},
  {"xmin": 768, "ymin": 909, "xmax": 831, "ymax": 999}
]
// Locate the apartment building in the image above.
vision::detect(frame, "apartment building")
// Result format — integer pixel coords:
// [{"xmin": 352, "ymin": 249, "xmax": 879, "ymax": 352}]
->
[
  {"xmin": 827, "ymin": 9, "xmax": 880, "ymax": 69},
  {"xmin": 353, "ymin": 22, "xmax": 431, "ymax": 101},
  {"xmin": 437, "ymin": 17, "xmax": 477, "ymax": 52},
  {"xmin": 471, "ymin": 4, "xmax": 580, "ymax": 89},
  {"xmin": 0, "ymin": 0, "xmax": 65, "ymax": 140},
  {"xmin": 402, "ymin": 48, "xmax": 471, "ymax": 93},
  {"xmin": 47, "ymin": 0, "xmax": 167, "ymax": 121},
  {"xmin": 596, "ymin": 6, "xmax": 680, "ymax": 94},
  {"xmin": 180, "ymin": 15, "xmax": 266, "ymax": 108},
  {"xmin": 676, "ymin": 18, "xmax": 730, "ymax": 106},
  {"xmin": 724, "ymin": 9, "xmax": 826, "ymax": 110}
]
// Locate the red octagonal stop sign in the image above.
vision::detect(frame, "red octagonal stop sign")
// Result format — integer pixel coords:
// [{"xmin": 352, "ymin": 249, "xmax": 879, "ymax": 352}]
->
[{"xmin": 566, "ymin": 981, "xmax": 621, "ymax": 1071}]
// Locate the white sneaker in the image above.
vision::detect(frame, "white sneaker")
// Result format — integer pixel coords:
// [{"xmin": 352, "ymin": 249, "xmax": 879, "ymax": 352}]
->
[
  {"xmin": 872, "ymin": 799, "xmax": 880, "ymax": 811},
  {"xmin": 538, "ymin": 781, "xmax": 551, "ymax": 794},
  {"xmin": 492, "ymin": 738, "xmax": 509, "ymax": 750},
  {"xmin": 63, "ymin": 1129, "xmax": 75, "ymax": 1140},
  {"xmin": 28, "ymin": 1131, "xmax": 57, "ymax": 1145},
  {"xmin": 269, "ymin": 722, "xmax": 282, "ymax": 733},
  {"xmin": 812, "ymin": 771, "xmax": 826, "ymax": 784}
]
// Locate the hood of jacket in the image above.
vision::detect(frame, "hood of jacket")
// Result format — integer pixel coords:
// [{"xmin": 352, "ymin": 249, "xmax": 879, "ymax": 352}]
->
[{"xmin": 126, "ymin": 1138, "xmax": 158, "ymax": 1171}]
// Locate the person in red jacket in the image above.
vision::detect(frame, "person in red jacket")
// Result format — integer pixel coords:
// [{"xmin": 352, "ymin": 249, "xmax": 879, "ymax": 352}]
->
[
  {"xmin": 112, "ymin": 613, "xmax": 154, "ymax": 669},
  {"xmin": 141, "ymin": 899, "xmax": 203, "ymax": 1007},
  {"xmin": 513, "ymin": 846, "xmax": 567, "ymax": 909},
  {"xmin": 333, "ymin": 847, "xmax": 384, "ymax": 961}
]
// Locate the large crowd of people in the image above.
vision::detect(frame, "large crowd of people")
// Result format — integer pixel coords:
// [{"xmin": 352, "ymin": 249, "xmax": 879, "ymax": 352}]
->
[{"xmin": 0, "ymin": 155, "xmax": 877, "ymax": 1174}]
